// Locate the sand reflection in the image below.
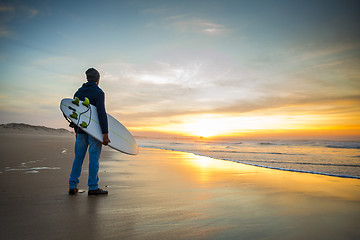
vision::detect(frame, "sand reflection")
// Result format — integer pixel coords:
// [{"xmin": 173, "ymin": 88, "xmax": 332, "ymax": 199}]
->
[{"xmin": 175, "ymin": 151, "xmax": 360, "ymax": 202}]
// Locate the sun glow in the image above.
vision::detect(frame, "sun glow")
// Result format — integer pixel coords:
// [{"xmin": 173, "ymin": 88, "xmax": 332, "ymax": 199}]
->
[
  {"xmin": 179, "ymin": 114, "xmax": 305, "ymax": 137},
  {"xmin": 183, "ymin": 118, "xmax": 225, "ymax": 137},
  {"xmin": 130, "ymin": 111, "xmax": 360, "ymax": 139}
]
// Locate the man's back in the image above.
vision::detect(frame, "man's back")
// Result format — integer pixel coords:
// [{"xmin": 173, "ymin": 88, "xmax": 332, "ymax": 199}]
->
[
  {"xmin": 74, "ymin": 81, "xmax": 104, "ymax": 107},
  {"xmin": 74, "ymin": 81, "xmax": 108, "ymax": 135}
]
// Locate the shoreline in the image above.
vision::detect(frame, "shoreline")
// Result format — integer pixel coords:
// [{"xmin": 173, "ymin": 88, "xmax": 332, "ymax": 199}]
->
[{"xmin": 141, "ymin": 146, "xmax": 360, "ymax": 180}]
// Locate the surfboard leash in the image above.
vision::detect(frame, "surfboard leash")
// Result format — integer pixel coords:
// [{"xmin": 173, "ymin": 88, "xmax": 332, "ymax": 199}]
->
[
  {"xmin": 77, "ymin": 102, "xmax": 92, "ymax": 128},
  {"xmin": 63, "ymin": 113, "xmax": 76, "ymax": 129}
]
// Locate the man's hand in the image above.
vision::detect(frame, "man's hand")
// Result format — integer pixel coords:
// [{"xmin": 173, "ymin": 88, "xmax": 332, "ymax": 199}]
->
[{"xmin": 102, "ymin": 133, "xmax": 110, "ymax": 145}]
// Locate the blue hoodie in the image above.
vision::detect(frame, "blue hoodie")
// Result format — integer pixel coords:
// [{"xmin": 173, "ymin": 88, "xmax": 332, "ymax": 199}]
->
[{"xmin": 74, "ymin": 81, "xmax": 108, "ymax": 134}]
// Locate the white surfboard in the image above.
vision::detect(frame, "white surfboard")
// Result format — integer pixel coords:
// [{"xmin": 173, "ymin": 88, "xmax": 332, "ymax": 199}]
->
[{"xmin": 60, "ymin": 98, "xmax": 138, "ymax": 155}]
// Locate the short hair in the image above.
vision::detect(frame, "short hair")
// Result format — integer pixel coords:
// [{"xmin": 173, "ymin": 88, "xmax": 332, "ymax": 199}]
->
[{"xmin": 86, "ymin": 68, "xmax": 100, "ymax": 82}]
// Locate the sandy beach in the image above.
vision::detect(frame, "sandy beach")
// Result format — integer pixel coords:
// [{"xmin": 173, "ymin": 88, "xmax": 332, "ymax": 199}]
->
[{"xmin": 1, "ymin": 130, "xmax": 360, "ymax": 240}]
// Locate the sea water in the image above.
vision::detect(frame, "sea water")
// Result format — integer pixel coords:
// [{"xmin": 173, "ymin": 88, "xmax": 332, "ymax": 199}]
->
[{"xmin": 138, "ymin": 138, "xmax": 360, "ymax": 179}]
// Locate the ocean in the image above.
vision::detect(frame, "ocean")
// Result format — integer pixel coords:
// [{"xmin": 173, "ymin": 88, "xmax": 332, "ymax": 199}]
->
[{"xmin": 137, "ymin": 138, "xmax": 360, "ymax": 179}]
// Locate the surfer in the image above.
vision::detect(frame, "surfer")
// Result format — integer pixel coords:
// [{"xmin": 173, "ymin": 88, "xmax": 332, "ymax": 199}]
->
[{"xmin": 68, "ymin": 68, "xmax": 110, "ymax": 195}]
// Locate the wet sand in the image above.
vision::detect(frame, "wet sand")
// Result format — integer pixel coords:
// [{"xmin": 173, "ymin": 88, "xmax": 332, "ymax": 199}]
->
[{"xmin": 0, "ymin": 132, "xmax": 360, "ymax": 240}]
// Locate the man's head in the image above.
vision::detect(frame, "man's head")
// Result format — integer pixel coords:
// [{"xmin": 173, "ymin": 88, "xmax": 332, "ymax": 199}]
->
[{"xmin": 86, "ymin": 68, "xmax": 100, "ymax": 83}]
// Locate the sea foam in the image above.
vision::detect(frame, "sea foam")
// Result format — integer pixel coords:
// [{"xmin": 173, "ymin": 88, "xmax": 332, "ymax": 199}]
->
[{"xmin": 138, "ymin": 139, "xmax": 360, "ymax": 179}]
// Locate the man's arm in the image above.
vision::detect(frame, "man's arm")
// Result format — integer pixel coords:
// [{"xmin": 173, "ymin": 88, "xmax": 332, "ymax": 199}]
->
[{"xmin": 96, "ymin": 92, "xmax": 110, "ymax": 145}]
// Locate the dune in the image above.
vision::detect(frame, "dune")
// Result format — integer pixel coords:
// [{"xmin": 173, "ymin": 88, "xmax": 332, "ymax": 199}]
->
[{"xmin": 0, "ymin": 123, "xmax": 73, "ymax": 135}]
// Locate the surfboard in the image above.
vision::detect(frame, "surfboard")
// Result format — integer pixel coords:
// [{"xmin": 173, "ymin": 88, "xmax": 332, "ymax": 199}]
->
[{"xmin": 60, "ymin": 98, "xmax": 138, "ymax": 155}]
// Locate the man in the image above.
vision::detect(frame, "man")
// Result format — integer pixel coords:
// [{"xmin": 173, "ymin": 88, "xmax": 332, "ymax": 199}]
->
[{"xmin": 69, "ymin": 68, "xmax": 110, "ymax": 195}]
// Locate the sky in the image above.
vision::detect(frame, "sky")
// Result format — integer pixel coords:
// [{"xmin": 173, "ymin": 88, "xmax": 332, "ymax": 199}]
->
[{"xmin": 0, "ymin": 0, "xmax": 359, "ymax": 139}]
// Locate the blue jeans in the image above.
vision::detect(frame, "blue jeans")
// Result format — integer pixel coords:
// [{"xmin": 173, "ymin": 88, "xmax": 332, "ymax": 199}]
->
[{"xmin": 69, "ymin": 134, "xmax": 102, "ymax": 190}]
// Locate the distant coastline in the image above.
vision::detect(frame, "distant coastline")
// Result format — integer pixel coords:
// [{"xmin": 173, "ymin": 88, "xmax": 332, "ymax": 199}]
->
[{"xmin": 0, "ymin": 123, "xmax": 73, "ymax": 134}]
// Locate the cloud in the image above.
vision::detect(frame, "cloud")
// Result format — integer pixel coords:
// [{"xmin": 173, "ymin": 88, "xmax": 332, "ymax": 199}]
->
[
  {"xmin": 0, "ymin": 5, "xmax": 14, "ymax": 12},
  {"xmin": 0, "ymin": 26, "xmax": 13, "ymax": 37},
  {"xmin": 0, "ymin": 2, "xmax": 39, "ymax": 39},
  {"xmin": 98, "ymin": 61, "xmax": 219, "ymax": 124},
  {"xmin": 0, "ymin": 4, "xmax": 14, "ymax": 37},
  {"xmin": 25, "ymin": 7, "xmax": 39, "ymax": 18},
  {"xmin": 140, "ymin": 7, "xmax": 168, "ymax": 14},
  {"xmin": 0, "ymin": 2, "xmax": 39, "ymax": 18},
  {"xmin": 198, "ymin": 21, "xmax": 228, "ymax": 35},
  {"xmin": 122, "ymin": 91, "xmax": 360, "ymax": 132},
  {"xmin": 96, "ymin": 49, "xmax": 360, "ymax": 132},
  {"xmin": 293, "ymin": 42, "xmax": 360, "ymax": 65},
  {"xmin": 101, "ymin": 61, "xmax": 205, "ymax": 86},
  {"xmin": 171, "ymin": 18, "xmax": 228, "ymax": 35},
  {"xmin": 164, "ymin": 14, "xmax": 188, "ymax": 21},
  {"xmin": 140, "ymin": 5, "xmax": 228, "ymax": 36}
]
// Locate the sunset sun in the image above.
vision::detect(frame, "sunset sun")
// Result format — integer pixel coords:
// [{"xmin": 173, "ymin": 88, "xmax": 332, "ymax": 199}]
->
[{"xmin": 183, "ymin": 118, "xmax": 224, "ymax": 137}]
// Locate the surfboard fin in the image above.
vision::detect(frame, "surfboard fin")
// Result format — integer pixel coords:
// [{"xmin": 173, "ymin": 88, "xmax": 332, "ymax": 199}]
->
[
  {"xmin": 80, "ymin": 121, "xmax": 88, "ymax": 128},
  {"xmin": 72, "ymin": 97, "xmax": 79, "ymax": 106},
  {"xmin": 82, "ymin": 97, "xmax": 90, "ymax": 107},
  {"xmin": 70, "ymin": 112, "xmax": 78, "ymax": 119}
]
